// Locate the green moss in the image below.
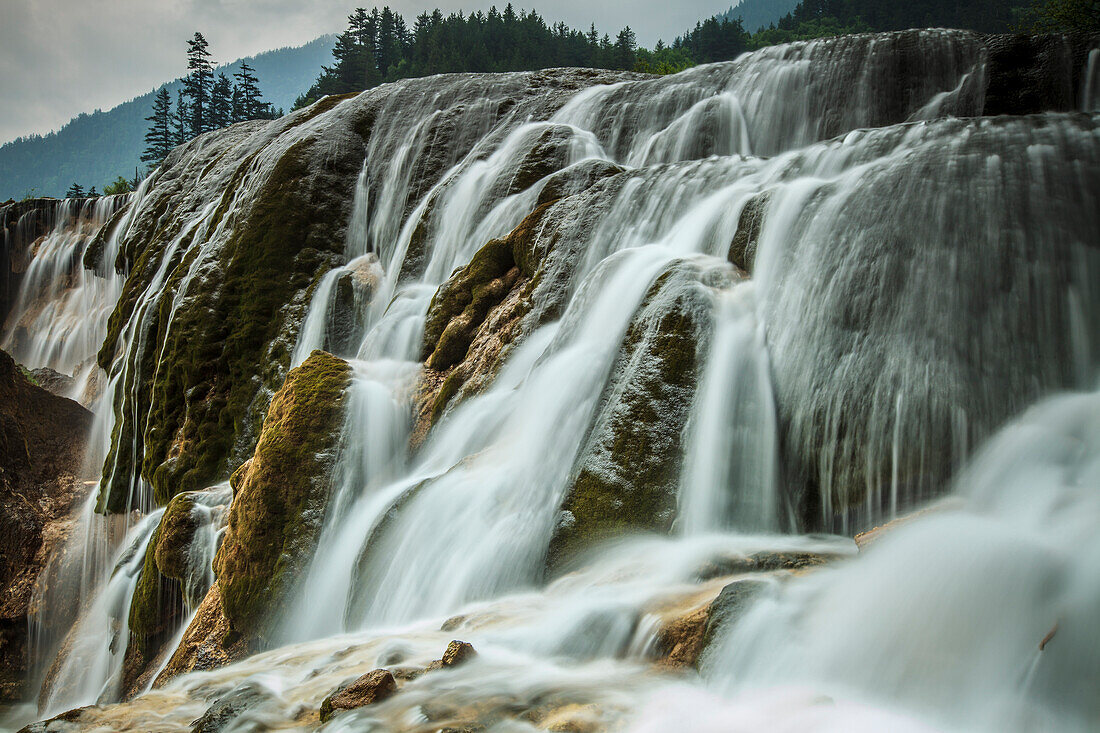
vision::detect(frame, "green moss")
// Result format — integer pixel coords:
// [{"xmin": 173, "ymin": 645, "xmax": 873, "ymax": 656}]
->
[
  {"xmin": 153, "ymin": 492, "xmax": 200, "ymax": 586},
  {"xmin": 98, "ymin": 124, "xmax": 363, "ymax": 512},
  {"xmin": 128, "ymin": 526, "xmax": 183, "ymax": 641},
  {"xmin": 16, "ymin": 365, "xmax": 37, "ymax": 386},
  {"xmin": 214, "ymin": 351, "xmax": 352, "ymax": 640},
  {"xmin": 546, "ymin": 264, "xmax": 711, "ymax": 574}
]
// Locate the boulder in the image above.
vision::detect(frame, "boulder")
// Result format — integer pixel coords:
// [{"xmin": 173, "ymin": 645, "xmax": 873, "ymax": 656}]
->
[
  {"xmin": 214, "ymin": 350, "xmax": 353, "ymax": 641},
  {"xmin": 319, "ymin": 668, "xmax": 397, "ymax": 722},
  {"xmin": 426, "ymin": 640, "xmax": 478, "ymax": 672}
]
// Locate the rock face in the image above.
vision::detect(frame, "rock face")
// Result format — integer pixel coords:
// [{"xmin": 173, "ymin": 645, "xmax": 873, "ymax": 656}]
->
[
  {"xmin": 95, "ymin": 100, "xmax": 369, "ymax": 513},
  {"xmin": 547, "ymin": 262, "xmax": 724, "ymax": 573},
  {"xmin": 213, "ymin": 350, "xmax": 352, "ymax": 642},
  {"xmin": 151, "ymin": 582, "xmax": 248, "ymax": 688},
  {"xmin": 122, "ymin": 485, "xmax": 230, "ymax": 697},
  {"xmin": 982, "ymin": 33, "xmax": 1100, "ymax": 116},
  {"xmin": 320, "ymin": 668, "xmax": 398, "ymax": 722},
  {"xmin": 412, "ymin": 204, "xmax": 558, "ymax": 448},
  {"xmin": 0, "ymin": 349, "xmax": 91, "ymax": 701}
]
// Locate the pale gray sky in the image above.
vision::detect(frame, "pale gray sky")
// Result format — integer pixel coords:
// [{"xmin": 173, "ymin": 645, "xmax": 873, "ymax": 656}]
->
[{"xmin": 0, "ymin": 0, "xmax": 729, "ymax": 144}]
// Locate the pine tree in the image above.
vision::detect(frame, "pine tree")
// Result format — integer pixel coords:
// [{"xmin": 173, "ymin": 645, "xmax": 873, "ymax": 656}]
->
[
  {"xmin": 88, "ymin": 186, "xmax": 98, "ymax": 197},
  {"xmin": 231, "ymin": 84, "xmax": 244, "ymax": 124},
  {"xmin": 141, "ymin": 87, "xmax": 174, "ymax": 168},
  {"xmin": 615, "ymin": 26, "xmax": 637, "ymax": 70},
  {"xmin": 65, "ymin": 183, "xmax": 85, "ymax": 198},
  {"xmin": 172, "ymin": 90, "xmax": 190, "ymax": 145},
  {"xmin": 232, "ymin": 62, "xmax": 263, "ymax": 120},
  {"xmin": 210, "ymin": 73, "xmax": 233, "ymax": 129},
  {"xmin": 184, "ymin": 32, "xmax": 215, "ymax": 137}
]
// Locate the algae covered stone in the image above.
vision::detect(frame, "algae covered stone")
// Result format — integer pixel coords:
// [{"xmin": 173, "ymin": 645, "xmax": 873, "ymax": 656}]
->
[
  {"xmin": 214, "ymin": 350, "xmax": 352, "ymax": 640},
  {"xmin": 547, "ymin": 261, "xmax": 721, "ymax": 573}
]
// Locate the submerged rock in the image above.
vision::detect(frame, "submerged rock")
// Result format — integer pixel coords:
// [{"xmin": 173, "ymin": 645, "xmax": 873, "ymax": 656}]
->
[
  {"xmin": 190, "ymin": 683, "xmax": 273, "ymax": 733},
  {"xmin": 214, "ymin": 350, "xmax": 352, "ymax": 641},
  {"xmin": 319, "ymin": 668, "xmax": 397, "ymax": 722}
]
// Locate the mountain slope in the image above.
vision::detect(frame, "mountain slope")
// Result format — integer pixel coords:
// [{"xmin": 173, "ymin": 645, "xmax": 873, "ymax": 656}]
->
[{"xmin": 0, "ymin": 35, "xmax": 336, "ymax": 201}]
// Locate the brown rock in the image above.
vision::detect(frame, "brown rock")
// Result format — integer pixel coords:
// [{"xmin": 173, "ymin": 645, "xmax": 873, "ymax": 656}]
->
[
  {"xmin": 441, "ymin": 639, "xmax": 477, "ymax": 667},
  {"xmin": 319, "ymin": 668, "xmax": 397, "ymax": 722},
  {"xmin": 0, "ymin": 349, "xmax": 92, "ymax": 700},
  {"xmin": 152, "ymin": 582, "xmax": 249, "ymax": 688}
]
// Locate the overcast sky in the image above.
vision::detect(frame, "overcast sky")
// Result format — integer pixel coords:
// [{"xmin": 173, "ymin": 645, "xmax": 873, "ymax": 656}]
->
[{"xmin": 0, "ymin": 0, "xmax": 729, "ymax": 145}]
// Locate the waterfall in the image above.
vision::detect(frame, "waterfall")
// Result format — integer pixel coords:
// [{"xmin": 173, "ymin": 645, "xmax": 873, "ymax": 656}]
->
[{"xmin": 3, "ymin": 28, "xmax": 1098, "ymax": 731}]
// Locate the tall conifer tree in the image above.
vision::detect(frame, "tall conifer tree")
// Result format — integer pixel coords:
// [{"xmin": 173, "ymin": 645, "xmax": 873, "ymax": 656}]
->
[
  {"xmin": 184, "ymin": 32, "xmax": 215, "ymax": 137},
  {"xmin": 141, "ymin": 87, "xmax": 174, "ymax": 168}
]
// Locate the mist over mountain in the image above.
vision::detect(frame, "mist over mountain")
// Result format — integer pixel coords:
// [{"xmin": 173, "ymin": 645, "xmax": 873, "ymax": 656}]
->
[{"xmin": 0, "ymin": 35, "xmax": 335, "ymax": 200}]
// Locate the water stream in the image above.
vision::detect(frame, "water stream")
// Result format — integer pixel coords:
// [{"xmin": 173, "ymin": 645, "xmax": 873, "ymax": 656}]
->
[{"xmin": 2, "ymin": 29, "xmax": 1098, "ymax": 732}]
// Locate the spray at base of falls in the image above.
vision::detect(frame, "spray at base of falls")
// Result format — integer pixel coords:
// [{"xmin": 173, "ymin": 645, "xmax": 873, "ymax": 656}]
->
[{"xmin": 2, "ymin": 28, "xmax": 1098, "ymax": 731}]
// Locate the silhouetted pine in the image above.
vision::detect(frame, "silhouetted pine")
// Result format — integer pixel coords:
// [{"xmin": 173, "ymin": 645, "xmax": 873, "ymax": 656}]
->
[
  {"xmin": 184, "ymin": 32, "xmax": 215, "ymax": 136},
  {"xmin": 141, "ymin": 88, "xmax": 173, "ymax": 168},
  {"xmin": 210, "ymin": 73, "xmax": 233, "ymax": 129},
  {"xmin": 172, "ymin": 91, "xmax": 190, "ymax": 146},
  {"xmin": 65, "ymin": 183, "xmax": 85, "ymax": 198},
  {"xmin": 294, "ymin": 5, "xmax": 648, "ymax": 109}
]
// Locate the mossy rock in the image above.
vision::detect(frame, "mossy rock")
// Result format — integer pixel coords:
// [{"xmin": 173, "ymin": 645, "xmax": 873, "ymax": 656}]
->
[
  {"xmin": 421, "ymin": 201, "xmax": 555, "ymax": 370},
  {"xmin": 128, "ymin": 527, "xmax": 184, "ymax": 644},
  {"xmin": 214, "ymin": 350, "xmax": 352, "ymax": 640},
  {"xmin": 546, "ymin": 262, "xmax": 715, "ymax": 574},
  {"xmin": 535, "ymin": 159, "xmax": 624, "ymax": 208},
  {"xmin": 96, "ymin": 113, "xmax": 365, "ymax": 513}
]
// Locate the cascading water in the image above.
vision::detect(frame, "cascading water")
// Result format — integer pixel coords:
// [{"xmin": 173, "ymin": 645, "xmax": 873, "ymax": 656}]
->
[
  {"xmin": 4, "ymin": 27, "xmax": 1099, "ymax": 733},
  {"xmin": 1, "ymin": 195, "xmax": 130, "ymax": 405}
]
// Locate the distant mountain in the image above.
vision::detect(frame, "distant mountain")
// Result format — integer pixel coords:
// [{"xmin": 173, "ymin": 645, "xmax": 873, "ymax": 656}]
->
[
  {"xmin": 720, "ymin": 0, "xmax": 802, "ymax": 32},
  {"xmin": 0, "ymin": 35, "xmax": 336, "ymax": 201}
]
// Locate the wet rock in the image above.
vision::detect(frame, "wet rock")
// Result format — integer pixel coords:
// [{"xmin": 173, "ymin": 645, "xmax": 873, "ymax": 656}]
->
[
  {"xmin": 694, "ymin": 550, "xmax": 832, "ymax": 581},
  {"xmin": 319, "ymin": 668, "xmax": 397, "ymax": 722},
  {"xmin": 214, "ymin": 351, "xmax": 352, "ymax": 641},
  {"xmin": 326, "ymin": 254, "xmax": 383, "ymax": 355},
  {"xmin": 153, "ymin": 581, "xmax": 250, "ymax": 688},
  {"xmin": 650, "ymin": 579, "xmax": 770, "ymax": 669},
  {"xmin": 546, "ymin": 262, "xmax": 721, "ymax": 574},
  {"xmin": 16, "ymin": 705, "xmax": 92, "ymax": 733},
  {"xmin": 411, "ymin": 202, "xmax": 558, "ymax": 448},
  {"xmin": 426, "ymin": 640, "xmax": 478, "ymax": 671},
  {"xmin": 95, "ymin": 106, "xmax": 368, "ymax": 513},
  {"xmin": 190, "ymin": 683, "xmax": 272, "ymax": 733},
  {"xmin": 122, "ymin": 485, "xmax": 231, "ymax": 698},
  {"xmin": 652, "ymin": 603, "xmax": 711, "ymax": 668},
  {"xmin": 536, "ymin": 159, "xmax": 624, "ymax": 207},
  {"xmin": 535, "ymin": 703, "xmax": 603, "ymax": 733},
  {"xmin": 727, "ymin": 191, "xmax": 770, "ymax": 274},
  {"xmin": 0, "ymin": 349, "xmax": 92, "ymax": 701},
  {"xmin": 700, "ymin": 578, "xmax": 770, "ymax": 652},
  {"xmin": 982, "ymin": 33, "xmax": 1100, "ymax": 116}
]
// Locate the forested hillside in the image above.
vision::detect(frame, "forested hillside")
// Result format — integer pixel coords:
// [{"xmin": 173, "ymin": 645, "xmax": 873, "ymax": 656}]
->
[
  {"xmin": 721, "ymin": 0, "xmax": 802, "ymax": 32},
  {"xmin": 0, "ymin": 36, "xmax": 334, "ymax": 200}
]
